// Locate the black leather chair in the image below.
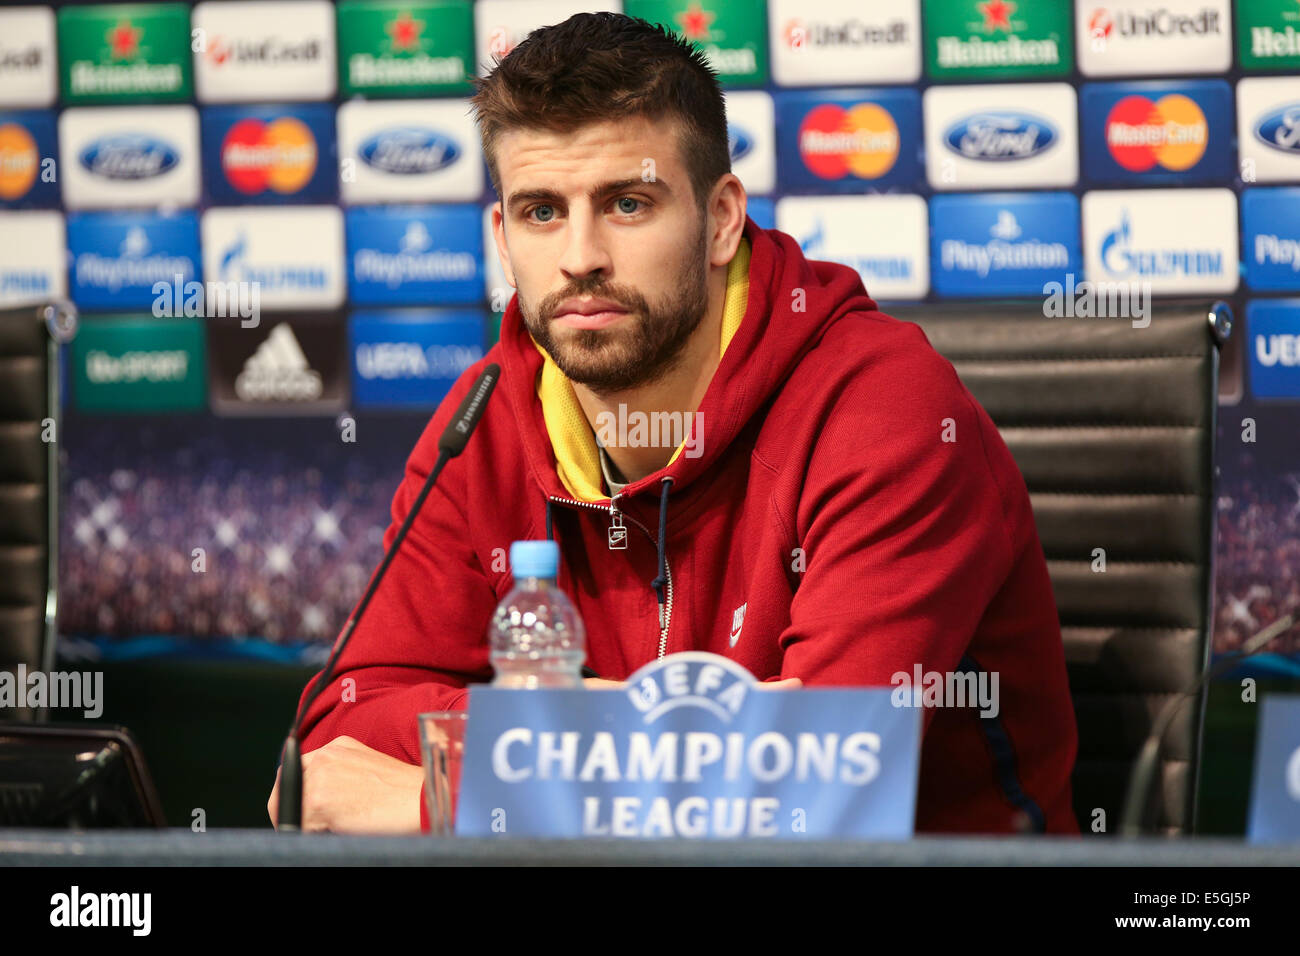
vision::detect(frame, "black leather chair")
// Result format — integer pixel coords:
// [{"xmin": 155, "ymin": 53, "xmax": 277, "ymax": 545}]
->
[
  {"xmin": 891, "ymin": 300, "xmax": 1230, "ymax": 836},
  {"xmin": 0, "ymin": 302, "xmax": 75, "ymax": 722}
]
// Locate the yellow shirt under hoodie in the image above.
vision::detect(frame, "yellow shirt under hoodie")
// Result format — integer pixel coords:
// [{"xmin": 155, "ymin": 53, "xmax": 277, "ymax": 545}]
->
[{"xmin": 533, "ymin": 235, "xmax": 752, "ymax": 503}]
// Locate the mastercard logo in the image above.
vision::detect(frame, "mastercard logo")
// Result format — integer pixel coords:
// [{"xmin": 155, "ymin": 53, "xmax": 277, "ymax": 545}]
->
[
  {"xmin": 798, "ymin": 103, "xmax": 899, "ymax": 180},
  {"xmin": 0, "ymin": 123, "xmax": 39, "ymax": 200},
  {"xmin": 1104, "ymin": 94, "xmax": 1208, "ymax": 173},
  {"xmin": 220, "ymin": 117, "xmax": 317, "ymax": 195}
]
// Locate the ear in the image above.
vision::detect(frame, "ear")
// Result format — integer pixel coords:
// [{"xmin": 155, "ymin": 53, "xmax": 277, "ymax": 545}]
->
[
  {"xmin": 491, "ymin": 202, "xmax": 517, "ymax": 290},
  {"xmin": 706, "ymin": 175, "xmax": 747, "ymax": 269}
]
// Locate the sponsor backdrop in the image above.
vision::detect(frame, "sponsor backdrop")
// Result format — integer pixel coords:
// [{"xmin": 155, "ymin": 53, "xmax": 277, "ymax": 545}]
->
[{"xmin": 1, "ymin": 0, "xmax": 1297, "ymax": 673}]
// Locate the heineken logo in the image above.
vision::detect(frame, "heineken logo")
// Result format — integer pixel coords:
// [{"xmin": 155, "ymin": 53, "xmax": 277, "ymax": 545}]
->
[
  {"xmin": 358, "ymin": 127, "xmax": 458, "ymax": 174},
  {"xmin": 676, "ymin": 2, "xmax": 718, "ymax": 41},
  {"xmin": 977, "ymin": 0, "xmax": 1020, "ymax": 31},
  {"xmin": 70, "ymin": 60, "xmax": 182, "ymax": 95},
  {"xmin": 348, "ymin": 54, "xmax": 464, "ymax": 87},
  {"xmin": 79, "ymin": 135, "xmax": 179, "ymax": 180},
  {"xmin": 387, "ymin": 11, "xmax": 426, "ymax": 51},
  {"xmin": 59, "ymin": 4, "xmax": 191, "ymax": 102},
  {"xmin": 926, "ymin": 0, "xmax": 1069, "ymax": 76},
  {"xmin": 1251, "ymin": 24, "xmax": 1300, "ymax": 56},
  {"xmin": 107, "ymin": 20, "xmax": 142, "ymax": 59},
  {"xmin": 667, "ymin": 0, "xmax": 761, "ymax": 77},
  {"xmin": 937, "ymin": 33, "xmax": 1059, "ymax": 67}
]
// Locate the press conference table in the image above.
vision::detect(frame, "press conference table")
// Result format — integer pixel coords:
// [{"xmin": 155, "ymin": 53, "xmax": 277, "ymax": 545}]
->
[{"xmin": 0, "ymin": 829, "xmax": 1296, "ymax": 866}]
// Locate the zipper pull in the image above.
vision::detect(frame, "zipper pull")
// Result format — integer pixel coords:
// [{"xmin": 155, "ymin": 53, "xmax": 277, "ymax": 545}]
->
[{"xmin": 607, "ymin": 501, "xmax": 627, "ymax": 550}]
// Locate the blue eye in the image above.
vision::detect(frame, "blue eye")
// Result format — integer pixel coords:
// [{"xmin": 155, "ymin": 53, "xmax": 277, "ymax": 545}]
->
[
  {"xmin": 616, "ymin": 197, "xmax": 641, "ymax": 214},
  {"xmin": 530, "ymin": 205, "xmax": 556, "ymax": 223}
]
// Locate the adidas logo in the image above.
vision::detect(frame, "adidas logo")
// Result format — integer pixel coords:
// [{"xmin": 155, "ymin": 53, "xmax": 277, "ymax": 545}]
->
[{"xmin": 234, "ymin": 322, "xmax": 322, "ymax": 401}]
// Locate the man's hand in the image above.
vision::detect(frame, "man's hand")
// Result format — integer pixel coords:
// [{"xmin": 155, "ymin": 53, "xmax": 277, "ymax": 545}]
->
[{"xmin": 267, "ymin": 735, "xmax": 423, "ymax": 833}]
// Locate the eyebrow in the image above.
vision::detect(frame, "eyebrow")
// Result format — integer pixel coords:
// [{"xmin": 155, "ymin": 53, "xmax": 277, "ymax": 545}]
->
[{"xmin": 506, "ymin": 177, "xmax": 672, "ymax": 217}]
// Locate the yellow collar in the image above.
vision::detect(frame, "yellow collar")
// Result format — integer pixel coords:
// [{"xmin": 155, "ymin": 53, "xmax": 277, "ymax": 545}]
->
[{"xmin": 534, "ymin": 235, "xmax": 751, "ymax": 502}]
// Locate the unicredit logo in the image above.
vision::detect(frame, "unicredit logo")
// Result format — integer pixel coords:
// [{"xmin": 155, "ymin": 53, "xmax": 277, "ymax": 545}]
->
[
  {"xmin": 1089, "ymin": 5, "xmax": 1222, "ymax": 38},
  {"xmin": 1254, "ymin": 104, "xmax": 1300, "ymax": 155},
  {"xmin": 0, "ymin": 46, "xmax": 43, "ymax": 71},
  {"xmin": 205, "ymin": 35, "xmax": 322, "ymax": 67},
  {"xmin": 79, "ymin": 136, "xmax": 179, "ymax": 180},
  {"xmin": 358, "ymin": 128, "xmax": 457, "ymax": 174},
  {"xmin": 944, "ymin": 113, "xmax": 1057, "ymax": 161},
  {"xmin": 782, "ymin": 17, "xmax": 908, "ymax": 50}
]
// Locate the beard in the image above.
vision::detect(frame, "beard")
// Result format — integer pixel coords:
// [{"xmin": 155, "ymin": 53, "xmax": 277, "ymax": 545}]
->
[{"xmin": 519, "ymin": 215, "xmax": 710, "ymax": 394}]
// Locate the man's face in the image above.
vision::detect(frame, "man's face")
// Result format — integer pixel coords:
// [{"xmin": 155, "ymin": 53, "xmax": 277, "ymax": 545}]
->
[{"xmin": 492, "ymin": 115, "xmax": 711, "ymax": 393}]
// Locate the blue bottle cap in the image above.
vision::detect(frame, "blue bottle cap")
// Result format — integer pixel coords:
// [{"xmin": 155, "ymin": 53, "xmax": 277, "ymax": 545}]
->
[{"xmin": 510, "ymin": 540, "xmax": 559, "ymax": 579}]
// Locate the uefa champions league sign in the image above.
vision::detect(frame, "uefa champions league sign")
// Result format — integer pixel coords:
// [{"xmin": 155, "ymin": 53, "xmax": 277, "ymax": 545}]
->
[
  {"xmin": 1247, "ymin": 695, "xmax": 1300, "ymax": 843},
  {"xmin": 455, "ymin": 652, "xmax": 921, "ymax": 839}
]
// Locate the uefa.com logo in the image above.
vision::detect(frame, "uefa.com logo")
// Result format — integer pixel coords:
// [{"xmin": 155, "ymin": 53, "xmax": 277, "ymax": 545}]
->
[
  {"xmin": 151, "ymin": 272, "xmax": 261, "ymax": 328},
  {"xmin": 1041, "ymin": 273, "xmax": 1153, "ymax": 328}
]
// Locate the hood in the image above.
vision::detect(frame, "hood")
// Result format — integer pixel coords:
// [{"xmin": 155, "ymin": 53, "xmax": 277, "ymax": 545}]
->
[{"xmin": 498, "ymin": 214, "xmax": 878, "ymax": 504}]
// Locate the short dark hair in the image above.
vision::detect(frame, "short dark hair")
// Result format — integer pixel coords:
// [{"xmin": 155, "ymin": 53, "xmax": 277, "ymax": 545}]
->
[{"xmin": 469, "ymin": 12, "xmax": 731, "ymax": 210}]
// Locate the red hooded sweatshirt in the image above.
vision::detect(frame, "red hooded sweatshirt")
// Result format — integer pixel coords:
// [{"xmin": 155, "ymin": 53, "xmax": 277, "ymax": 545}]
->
[{"xmin": 296, "ymin": 214, "xmax": 1080, "ymax": 836}]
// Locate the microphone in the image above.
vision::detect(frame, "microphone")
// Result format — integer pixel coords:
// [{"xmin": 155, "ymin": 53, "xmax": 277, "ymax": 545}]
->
[
  {"xmin": 276, "ymin": 363, "xmax": 502, "ymax": 831},
  {"xmin": 1118, "ymin": 610, "xmax": 1294, "ymax": 837}
]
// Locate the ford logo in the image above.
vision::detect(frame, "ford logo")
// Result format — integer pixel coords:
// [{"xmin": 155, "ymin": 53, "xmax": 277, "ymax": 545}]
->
[
  {"xmin": 1254, "ymin": 103, "xmax": 1300, "ymax": 155},
  {"xmin": 359, "ymin": 127, "xmax": 457, "ymax": 174},
  {"xmin": 79, "ymin": 135, "xmax": 179, "ymax": 180},
  {"xmin": 944, "ymin": 112, "xmax": 1057, "ymax": 161},
  {"xmin": 728, "ymin": 127, "xmax": 752, "ymax": 163}
]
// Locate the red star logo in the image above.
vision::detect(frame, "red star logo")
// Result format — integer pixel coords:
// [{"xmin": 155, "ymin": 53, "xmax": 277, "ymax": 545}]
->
[
  {"xmin": 675, "ymin": 1, "xmax": 716, "ymax": 41},
  {"xmin": 107, "ymin": 20, "xmax": 142, "ymax": 59},
  {"xmin": 977, "ymin": 0, "xmax": 1016, "ymax": 33},
  {"xmin": 386, "ymin": 11, "xmax": 425, "ymax": 52}
]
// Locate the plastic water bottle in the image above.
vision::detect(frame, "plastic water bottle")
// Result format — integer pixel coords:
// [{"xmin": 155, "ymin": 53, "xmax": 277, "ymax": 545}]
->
[{"xmin": 490, "ymin": 540, "xmax": 586, "ymax": 688}]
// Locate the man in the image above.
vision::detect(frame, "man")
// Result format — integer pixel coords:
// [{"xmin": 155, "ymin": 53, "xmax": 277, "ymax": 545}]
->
[{"xmin": 268, "ymin": 13, "xmax": 1079, "ymax": 835}]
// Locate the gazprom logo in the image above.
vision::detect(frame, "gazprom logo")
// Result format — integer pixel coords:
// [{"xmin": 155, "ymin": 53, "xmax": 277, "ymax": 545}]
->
[
  {"xmin": 1254, "ymin": 104, "xmax": 1300, "ymax": 156},
  {"xmin": 944, "ymin": 112, "xmax": 1057, "ymax": 161},
  {"xmin": 358, "ymin": 127, "xmax": 458, "ymax": 174},
  {"xmin": 78, "ymin": 135, "xmax": 179, "ymax": 180},
  {"xmin": 625, "ymin": 653, "xmax": 753, "ymax": 725},
  {"xmin": 728, "ymin": 126, "xmax": 753, "ymax": 163}
]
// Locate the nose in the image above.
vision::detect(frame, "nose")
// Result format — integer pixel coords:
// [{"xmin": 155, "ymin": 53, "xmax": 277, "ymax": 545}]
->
[{"xmin": 557, "ymin": 207, "xmax": 614, "ymax": 282}]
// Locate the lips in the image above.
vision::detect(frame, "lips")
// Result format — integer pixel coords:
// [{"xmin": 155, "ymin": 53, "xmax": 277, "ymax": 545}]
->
[
  {"xmin": 554, "ymin": 309, "xmax": 629, "ymax": 330},
  {"xmin": 553, "ymin": 298, "xmax": 630, "ymax": 330}
]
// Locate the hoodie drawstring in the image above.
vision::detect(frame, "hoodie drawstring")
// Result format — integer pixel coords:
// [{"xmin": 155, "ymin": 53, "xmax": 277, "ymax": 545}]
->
[{"xmin": 650, "ymin": 477, "xmax": 674, "ymax": 614}]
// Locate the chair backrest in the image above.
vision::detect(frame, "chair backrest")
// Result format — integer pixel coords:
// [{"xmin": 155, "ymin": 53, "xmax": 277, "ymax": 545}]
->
[
  {"xmin": 0, "ymin": 303, "xmax": 71, "ymax": 721},
  {"xmin": 890, "ymin": 300, "xmax": 1228, "ymax": 836}
]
